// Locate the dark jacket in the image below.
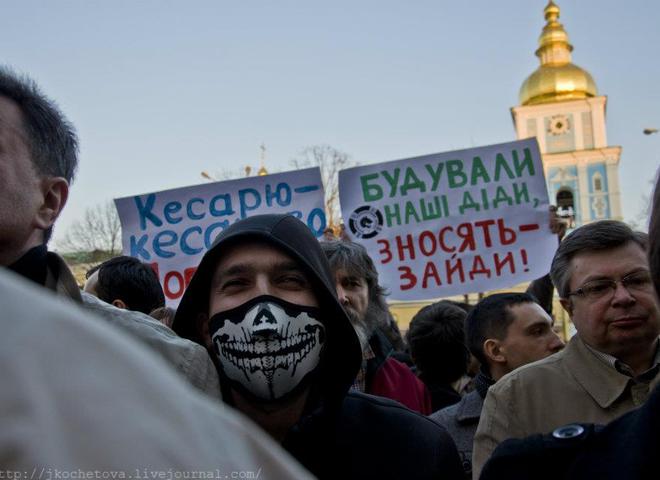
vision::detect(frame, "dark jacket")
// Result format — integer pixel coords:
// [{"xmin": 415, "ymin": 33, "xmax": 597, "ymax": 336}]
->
[
  {"xmin": 526, "ymin": 273, "xmax": 554, "ymax": 315},
  {"xmin": 426, "ymin": 381, "xmax": 462, "ymax": 412},
  {"xmin": 8, "ymin": 245, "xmax": 81, "ymax": 302},
  {"xmin": 481, "ymin": 383, "xmax": 660, "ymax": 480},
  {"xmin": 173, "ymin": 214, "xmax": 463, "ymax": 479},
  {"xmin": 430, "ymin": 370, "xmax": 494, "ymax": 478},
  {"xmin": 366, "ymin": 329, "xmax": 433, "ymax": 414}
]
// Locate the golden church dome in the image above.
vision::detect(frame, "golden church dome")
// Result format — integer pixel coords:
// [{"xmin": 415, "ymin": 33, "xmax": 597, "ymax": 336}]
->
[{"xmin": 519, "ymin": 1, "xmax": 597, "ymax": 106}]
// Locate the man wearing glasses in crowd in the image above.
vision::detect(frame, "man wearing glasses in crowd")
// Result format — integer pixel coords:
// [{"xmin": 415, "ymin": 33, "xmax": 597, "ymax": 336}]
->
[{"xmin": 472, "ymin": 220, "xmax": 660, "ymax": 479}]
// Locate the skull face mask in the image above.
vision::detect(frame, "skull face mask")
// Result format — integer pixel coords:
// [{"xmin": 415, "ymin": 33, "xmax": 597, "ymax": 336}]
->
[{"xmin": 209, "ymin": 295, "xmax": 326, "ymax": 402}]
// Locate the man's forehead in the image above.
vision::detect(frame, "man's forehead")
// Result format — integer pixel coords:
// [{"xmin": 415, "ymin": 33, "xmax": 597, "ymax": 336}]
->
[
  {"xmin": 508, "ymin": 302, "xmax": 551, "ymax": 326},
  {"xmin": 569, "ymin": 242, "xmax": 648, "ymax": 281},
  {"xmin": 212, "ymin": 240, "xmax": 303, "ymax": 275},
  {"xmin": 334, "ymin": 266, "xmax": 365, "ymax": 282},
  {"xmin": 0, "ymin": 95, "xmax": 27, "ymax": 138}
]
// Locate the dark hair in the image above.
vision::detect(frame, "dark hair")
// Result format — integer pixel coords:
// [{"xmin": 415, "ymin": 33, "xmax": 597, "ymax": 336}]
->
[
  {"xmin": 443, "ymin": 299, "xmax": 474, "ymax": 313},
  {"xmin": 406, "ymin": 301, "xmax": 469, "ymax": 384},
  {"xmin": 321, "ymin": 240, "xmax": 405, "ymax": 348},
  {"xmin": 550, "ymin": 220, "xmax": 648, "ymax": 298},
  {"xmin": 466, "ymin": 292, "xmax": 537, "ymax": 367},
  {"xmin": 87, "ymin": 256, "xmax": 165, "ymax": 314},
  {"xmin": 0, "ymin": 66, "xmax": 79, "ymax": 243},
  {"xmin": 321, "ymin": 240, "xmax": 387, "ymax": 302},
  {"xmin": 650, "ymin": 174, "xmax": 660, "ymax": 298},
  {"xmin": 149, "ymin": 306, "xmax": 176, "ymax": 328}
]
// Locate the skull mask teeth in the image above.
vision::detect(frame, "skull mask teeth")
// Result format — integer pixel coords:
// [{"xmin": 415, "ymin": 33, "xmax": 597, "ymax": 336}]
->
[
  {"xmin": 217, "ymin": 322, "xmax": 323, "ymax": 378},
  {"xmin": 210, "ymin": 297, "xmax": 325, "ymax": 400}
]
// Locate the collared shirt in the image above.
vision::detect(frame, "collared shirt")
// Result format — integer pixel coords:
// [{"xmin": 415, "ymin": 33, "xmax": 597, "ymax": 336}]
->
[
  {"xmin": 584, "ymin": 340, "xmax": 660, "ymax": 406},
  {"xmin": 351, "ymin": 343, "xmax": 376, "ymax": 392},
  {"xmin": 584, "ymin": 340, "xmax": 660, "ymax": 381}
]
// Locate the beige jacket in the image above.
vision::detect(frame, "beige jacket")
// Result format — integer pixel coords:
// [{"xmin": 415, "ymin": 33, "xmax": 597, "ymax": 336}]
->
[
  {"xmin": 0, "ymin": 268, "xmax": 312, "ymax": 478},
  {"xmin": 473, "ymin": 335, "xmax": 660, "ymax": 479},
  {"xmin": 46, "ymin": 251, "xmax": 221, "ymax": 399}
]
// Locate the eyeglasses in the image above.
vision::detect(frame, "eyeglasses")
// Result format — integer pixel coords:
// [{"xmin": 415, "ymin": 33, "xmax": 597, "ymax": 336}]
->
[{"xmin": 567, "ymin": 271, "xmax": 653, "ymax": 300}]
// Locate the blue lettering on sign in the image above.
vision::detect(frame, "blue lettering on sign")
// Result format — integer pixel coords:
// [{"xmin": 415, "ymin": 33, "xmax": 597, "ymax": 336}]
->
[
  {"xmin": 164, "ymin": 201, "xmax": 183, "ymax": 224},
  {"xmin": 238, "ymin": 188, "xmax": 261, "ymax": 218},
  {"xmin": 135, "ymin": 194, "xmax": 162, "ymax": 230},
  {"xmin": 307, "ymin": 208, "xmax": 326, "ymax": 236},
  {"xmin": 285, "ymin": 209, "xmax": 326, "ymax": 237},
  {"xmin": 130, "ymin": 235, "xmax": 151, "ymax": 260},
  {"xmin": 180, "ymin": 226, "xmax": 203, "ymax": 255},
  {"xmin": 205, "ymin": 221, "xmax": 229, "ymax": 248},
  {"xmin": 294, "ymin": 185, "xmax": 320, "ymax": 194},
  {"xmin": 132, "ymin": 182, "xmax": 320, "ymax": 230},
  {"xmin": 127, "ymin": 178, "xmax": 325, "ymax": 259},
  {"xmin": 187, "ymin": 198, "xmax": 205, "ymax": 220},
  {"xmin": 153, "ymin": 231, "xmax": 177, "ymax": 258},
  {"xmin": 210, "ymin": 194, "xmax": 234, "ymax": 217},
  {"xmin": 265, "ymin": 183, "xmax": 292, "ymax": 207},
  {"xmin": 131, "ymin": 222, "xmax": 232, "ymax": 260}
]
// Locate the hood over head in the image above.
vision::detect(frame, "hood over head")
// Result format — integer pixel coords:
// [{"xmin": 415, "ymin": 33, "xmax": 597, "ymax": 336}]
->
[{"xmin": 173, "ymin": 214, "xmax": 362, "ymax": 405}]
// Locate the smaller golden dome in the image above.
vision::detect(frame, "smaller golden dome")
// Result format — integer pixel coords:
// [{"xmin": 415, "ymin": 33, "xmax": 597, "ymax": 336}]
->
[
  {"xmin": 257, "ymin": 143, "xmax": 268, "ymax": 176},
  {"xmin": 519, "ymin": 1, "xmax": 597, "ymax": 106}
]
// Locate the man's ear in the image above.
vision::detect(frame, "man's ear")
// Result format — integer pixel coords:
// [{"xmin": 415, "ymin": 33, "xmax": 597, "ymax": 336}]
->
[
  {"xmin": 560, "ymin": 298, "xmax": 573, "ymax": 316},
  {"xmin": 196, "ymin": 312, "xmax": 212, "ymax": 350},
  {"xmin": 483, "ymin": 338, "xmax": 506, "ymax": 364},
  {"xmin": 34, "ymin": 177, "xmax": 69, "ymax": 230},
  {"xmin": 111, "ymin": 299, "xmax": 128, "ymax": 310}
]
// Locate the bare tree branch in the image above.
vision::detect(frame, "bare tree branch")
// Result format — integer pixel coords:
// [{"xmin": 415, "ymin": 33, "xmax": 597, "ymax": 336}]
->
[
  {"xmin": 57, "ymin": 202, "xmax": 122, "ymax": 254},
  {"xmin": 291, "ymin": 145, "xmax": 355, "ymax": 228},
  {"xmin": 626, "ymin": 179, "xmax": 654, "ymax": 232}
]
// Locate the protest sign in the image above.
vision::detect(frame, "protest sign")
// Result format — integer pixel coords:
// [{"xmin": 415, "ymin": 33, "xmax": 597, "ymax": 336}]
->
[
  {"xmin": 115, "ymin": 167, "xmax": 326, "ymax": 305},
  {"xmin": 338, "ymin": 138, "xmax": 554, "ymax": 301}
]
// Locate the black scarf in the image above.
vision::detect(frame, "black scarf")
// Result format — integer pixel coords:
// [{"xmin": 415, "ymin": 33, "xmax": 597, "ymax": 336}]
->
[
  {"xmin": 474, "ymin": 369, "xmax": 495, "ymax": 400},
  {"xmin": 8, "ymin": 245, "xmax": 48, "ymax": 286}
]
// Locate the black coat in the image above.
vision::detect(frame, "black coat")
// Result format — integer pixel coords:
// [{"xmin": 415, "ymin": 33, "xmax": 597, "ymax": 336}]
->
[
  {"xmin": 285, "ymin": 391, "xmax": 464, "ymax": 480},
  {"xmin": 174, "ymin": 214, "xmax": 464, "ymax": 479},
  {"xmin": 481, "ymin": 383, "xmax": 660, "ymax": 480}
]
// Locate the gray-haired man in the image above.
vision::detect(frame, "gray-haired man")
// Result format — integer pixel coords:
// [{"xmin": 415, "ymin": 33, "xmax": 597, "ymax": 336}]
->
[{"xmin": 472, "ymin": 220, "xmax": 660, "ymax": 478}]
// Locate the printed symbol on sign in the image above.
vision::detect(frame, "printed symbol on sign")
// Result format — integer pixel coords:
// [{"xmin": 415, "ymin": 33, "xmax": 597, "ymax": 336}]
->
[{"xmin": 349, "ymin": 206, "xmax": 384, "ymax": 239}]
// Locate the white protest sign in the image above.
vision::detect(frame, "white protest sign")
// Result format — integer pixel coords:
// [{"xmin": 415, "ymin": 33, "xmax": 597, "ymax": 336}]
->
[
  {"xmin": 115, "ymin": 167, "xmax": 326, "ymax": 306},
  {"xmin": 338, "ymin": 138, "xmax": 554, "ymax": 301}
]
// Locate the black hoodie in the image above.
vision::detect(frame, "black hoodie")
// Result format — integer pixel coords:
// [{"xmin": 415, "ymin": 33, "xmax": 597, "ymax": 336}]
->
[
  {"xmin": 173, "ymin": 213, "xmax": 362, "ymax": 405},
  {"xmin": 173, "ymin": 214, "xmax": 462, "ymax": 479}
]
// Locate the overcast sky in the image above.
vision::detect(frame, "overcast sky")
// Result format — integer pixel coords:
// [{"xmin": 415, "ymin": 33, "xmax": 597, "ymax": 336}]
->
[{"xmin": 3, "ymin": 0, "xmax": 659, "ymax": 246}]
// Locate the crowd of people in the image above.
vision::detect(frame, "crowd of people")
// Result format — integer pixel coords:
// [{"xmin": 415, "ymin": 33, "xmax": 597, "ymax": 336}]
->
[{"xmin": 1, "ymin": 66, "xmax": 659, "ymax": 479}]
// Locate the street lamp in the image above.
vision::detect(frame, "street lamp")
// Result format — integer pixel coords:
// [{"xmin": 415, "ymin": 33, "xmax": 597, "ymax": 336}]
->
[{"xmin": 643, "ymin": 128, "xmax": 658, "ymax": 135}]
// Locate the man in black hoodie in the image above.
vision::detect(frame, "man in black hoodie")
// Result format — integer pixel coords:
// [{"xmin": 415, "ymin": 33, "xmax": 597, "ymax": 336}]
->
[{"xmin": 172, "ymin": 213, "xmax": 463, "ymax": 479}]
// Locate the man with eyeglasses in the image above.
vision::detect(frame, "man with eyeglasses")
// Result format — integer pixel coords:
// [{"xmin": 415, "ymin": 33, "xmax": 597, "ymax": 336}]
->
[{"xmin": 472, "ymin": 220, "xmax": 660, "ymax": 479}]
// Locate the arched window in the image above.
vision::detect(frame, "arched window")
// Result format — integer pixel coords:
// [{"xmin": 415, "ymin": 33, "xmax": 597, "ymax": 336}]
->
[{"xmin": 592, "ymin": 173, "xmax": 603, "ymax": 192}]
